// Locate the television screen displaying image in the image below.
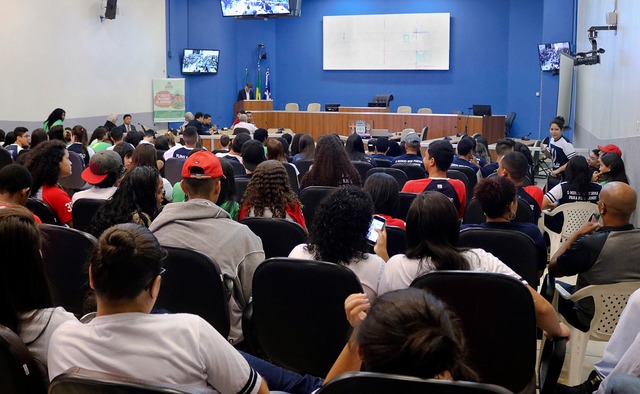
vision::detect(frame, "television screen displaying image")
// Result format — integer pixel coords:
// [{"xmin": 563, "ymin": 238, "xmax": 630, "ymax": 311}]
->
[
  {"xmin": 538, "ymin": 42, "xmax": 571, "ymax": 71},
  {"xmin": 220, "ymin": 0, "xmax": 290, "ymax": 17},
  {"xmin": 182, "ymin": 49, "xmax": 220, "ymax": 74}
]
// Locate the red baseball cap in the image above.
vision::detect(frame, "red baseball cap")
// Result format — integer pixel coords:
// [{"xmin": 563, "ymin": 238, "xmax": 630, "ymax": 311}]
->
[
  {"xmin": 598, "ymin": 144, "xmax": 622, "ymax": 157},
  {"xmin": 181, "ymin": 151, "xmax": 224, "ymax": 179},
  {"xmin": 81, "ymin": 150, "xmax": 123, "ymax": 185}
]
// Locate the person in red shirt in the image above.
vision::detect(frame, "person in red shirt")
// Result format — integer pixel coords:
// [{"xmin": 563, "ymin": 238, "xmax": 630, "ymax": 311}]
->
[
  {"xmin": 0, "ymin": 164, "xmax": 42, "ymax": 223},
  {"xmin": 25, "ymin": 140, "xmax": 73, "ymax": 226},
  {"xmin": 364, "ymin": 172, "xmax": 406, "ymax": 229}
]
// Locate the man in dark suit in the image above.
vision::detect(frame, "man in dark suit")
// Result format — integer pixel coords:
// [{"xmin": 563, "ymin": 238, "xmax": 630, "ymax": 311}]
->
[
  {"xmin": 237, "ymin": 83, "xmax": 255, "ymax": 101},
  {"xmin": 186, "ymin": 112, "xmax": 210, "ymax": 135},
  {"xmin": 118, "ymin": 114, "xmax": 137, "ymax": 133}
]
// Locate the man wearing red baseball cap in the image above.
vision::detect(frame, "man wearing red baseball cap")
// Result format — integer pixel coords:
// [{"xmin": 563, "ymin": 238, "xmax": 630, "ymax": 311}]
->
[
  {"xmin": 598, "ymin": 144, "xmax": 622, "ymax": 157},
  {"xmin": 72, "ymin": 150, "xmax": 123, "ymax": 204},
  {"xmin": 149, "ymin": 150, "xmax": 264, "ymax": 344}
]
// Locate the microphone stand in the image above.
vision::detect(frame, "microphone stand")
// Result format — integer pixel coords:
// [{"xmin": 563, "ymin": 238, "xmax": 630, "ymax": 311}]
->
[
  {"xmin": 464, "ymin": 107, "xmax": 472, "ymax": 135},
  {"xmin": 138, "ymin": 123, "xmax": 147, "ymax": 132}
]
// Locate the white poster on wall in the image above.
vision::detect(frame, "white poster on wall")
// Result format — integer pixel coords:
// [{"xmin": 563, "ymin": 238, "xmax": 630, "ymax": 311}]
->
[
  {"xmin": 153, "ymin": 79, "xmax": 186, "ymax": 123},
  {"xmin": 323, "ymin": 13, "xmax": 450, "ymax": 70}
]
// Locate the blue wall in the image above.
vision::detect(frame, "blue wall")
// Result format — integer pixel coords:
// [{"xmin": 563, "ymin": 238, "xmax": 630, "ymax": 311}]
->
[{"xmin": 166, "ymin": 0, "xmax": 576, "ymax": 137}]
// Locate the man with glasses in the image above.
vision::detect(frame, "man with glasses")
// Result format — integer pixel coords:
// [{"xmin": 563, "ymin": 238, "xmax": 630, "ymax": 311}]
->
[{"xmin": 6, "ymin": 127, "xmax": 30, "ymax": 161}]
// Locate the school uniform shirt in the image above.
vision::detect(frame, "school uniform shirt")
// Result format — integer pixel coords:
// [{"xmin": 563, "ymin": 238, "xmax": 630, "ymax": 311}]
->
[
  {"xmin": 36, "ymin": 185, "xmax": 73, "ymax": 224},
  {"xmin": 548, "ymin": 136, "xmax": 576, "ymax": 171},
  {"xmin": 544, "ymin": 181, "xmax": 601, "ymax": 205},
  {"xmin": 401, "ymin": 178, "xmax": 467, "ymax": 218}
]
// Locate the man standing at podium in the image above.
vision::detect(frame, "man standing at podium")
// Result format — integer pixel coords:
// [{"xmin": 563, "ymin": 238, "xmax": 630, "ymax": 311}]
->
[{"xmin": 237, "ymin": 83, "xmax": 255, "ymax": 101}]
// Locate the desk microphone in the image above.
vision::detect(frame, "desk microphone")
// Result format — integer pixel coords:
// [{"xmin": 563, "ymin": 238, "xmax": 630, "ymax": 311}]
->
[
  {"xmin": 464, "ymin": 107, "xmax": 472, "ymax": 135},
  {"xmin": 522, "ymin": 133, "xmax": 531, "ymax": 141},
  {"xmin": 138, "ymin": 123, "xmax": 147, "ymax": 132}
]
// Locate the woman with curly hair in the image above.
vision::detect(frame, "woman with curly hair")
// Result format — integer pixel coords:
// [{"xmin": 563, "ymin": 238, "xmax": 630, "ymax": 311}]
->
[
  {"xmin": 43, "ymin": 108, "xmax": 65, "ymax": 133},
  {"xmin": 239, "ymin": 160, "xmax": 306, "ymax": 229},
  {"xmin": 289, "ymin": 185, "xmax": 385, "ymax": 298},
  {"xmin": 86, "ymin": 166, "xmax": 163, "ymax": 238},
  {"xmin": 25, "ymin": 140, "xmax": 73, "ymax": 226},
  {"xmin": 300, "ymin": 134, "xmax": 361, "ymax": 189},
  {"xmin": 292, "ymin": 133, "xmax": 315, "ymax": 163}
]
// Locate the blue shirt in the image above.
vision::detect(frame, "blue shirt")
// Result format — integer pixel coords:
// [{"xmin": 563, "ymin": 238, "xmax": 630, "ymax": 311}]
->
[{"xmin": 391, "ymin": 153, "xmax": 424, "ymax": 169}]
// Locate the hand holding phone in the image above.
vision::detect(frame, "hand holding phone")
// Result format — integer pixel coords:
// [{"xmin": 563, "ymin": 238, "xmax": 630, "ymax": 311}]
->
[{"xmin": 366, "ymin": 215, "xmax": 386, "ymax": 245}]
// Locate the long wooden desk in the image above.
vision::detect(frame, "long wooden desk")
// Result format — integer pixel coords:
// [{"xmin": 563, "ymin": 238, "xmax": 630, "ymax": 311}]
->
[
  {"xmin": 251, "ymin": 111, "xmax": 506, "ymax": 143},
  {"xmin": 338, "ymin": 106, "xmax": 390, "ymax": 113}
]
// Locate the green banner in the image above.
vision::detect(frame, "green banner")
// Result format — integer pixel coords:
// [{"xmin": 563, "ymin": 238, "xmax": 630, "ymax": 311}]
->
[{"xmin": 153, "ymin": 78, "xmax": 185, "ymax": 122}]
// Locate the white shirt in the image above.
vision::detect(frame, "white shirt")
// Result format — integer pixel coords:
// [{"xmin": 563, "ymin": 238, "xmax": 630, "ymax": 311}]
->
[
  {"xmin": 233, "ymin": 121, "xmax": 257, "ymax": 133},
  {"xmin": 289, "ymin": 244, "xmax": 386, "ymax": 299},
  {"xmin": 72, "ymin": 186, "xmax": 117, "ymax": 204},
  {"xmin": 48, "ymin": 312, "xmax": 261, "ymax": 393},
  {"xmin": 19, "ymin": 307, "xmax": 77, "ymax": 369}
]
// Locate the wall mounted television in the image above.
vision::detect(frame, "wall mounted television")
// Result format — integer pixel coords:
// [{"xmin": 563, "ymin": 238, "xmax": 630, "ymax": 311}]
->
[
  {"xmin": 181, "ymin": 49, "xmax": 220, "ymax": 75},
  {"xmin": 538, "ymin": 42, "xmax": 571, "ymax": 71},
  {"xmin": 220, "ymin": 0, "xmax": 292, "ymax": 17}
]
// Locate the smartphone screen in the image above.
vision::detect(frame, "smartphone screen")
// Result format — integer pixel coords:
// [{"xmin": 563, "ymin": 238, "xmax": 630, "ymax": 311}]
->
[
  {"xmin": 590, "ymin": 213, "xmax": 601, "ymax": 223},
  {"xmin": 366, "ymin": 215, "xmax": 386, "ymax": 245}
]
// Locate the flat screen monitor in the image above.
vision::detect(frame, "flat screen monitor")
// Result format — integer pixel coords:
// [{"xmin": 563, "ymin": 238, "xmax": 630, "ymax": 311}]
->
[
  {"xmin": 181, "ymin": 49, "xmax": 220, "ymax": 75},
  {"xmin": 368, "ymin": 102, "xmax": 387, "ymax": 108},
  {"xmin": 220, "ymin": 0, "xmax": 291, "ymax": 17},
  {"xmin": 538, "ymin": 42, "xmax": 571, "ymax": 71},
  {"xmin": 472, "ymin": 105, "xmax": 492, "ymax": 117},
  {"xmin": 325, "ymin": 104, "xmax": 340, "ymax": 112}
]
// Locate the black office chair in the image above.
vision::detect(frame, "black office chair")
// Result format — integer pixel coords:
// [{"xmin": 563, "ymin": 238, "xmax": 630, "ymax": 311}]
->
[
  {"xmin": 58, "ymin": 151, "xmax": 87, "ymax": 193},
  {"xmin": 233, "ymin": 176, "xmax": 251, "ymax": 203},
  {"xmin": 241, "ymin": 217, "xmax": 307, "ymax": 258},
  {"xmin": 222, "ymin": 157, "xmax": 247, "ymax": 177},
  {"xmin": 366, "ymin": 168, "xmax": 408, "ymax": 190},
  {"xmin": 449, "ymin": 164, "xmax": 477, "ymax": 203},
  {"xmin": 282, "ymin": 162, "xmax": 300, "ymax": 194},
  {"xmin": 391, "ymin": 163, "xmax": 426, "ymax": 180},
  {"xmin": 446, "ymin": 168, "xmax": 469, "ymax": 184},
  {"xmin": 351, "ymin": 161, "xmax": 374, "ymax": 182},
  {"xmin": 372, "ymin": 158, "xmax": 392, "ymax": 167},
  {"xmin": 295, "ymin": 159, "xmax": 314, "ymax": 179},
  {"xmin": 411, "ymin": 271, "xmax": 565, "ymax": 394},
  {"xmin": 463, "ymin": 197, "xmax": 534, "ymax": 225},
  {"xmin": 49, "ymin": 367, "xmax": 215, "ymax": 394},
  {"xmin": 395, "ymin": 192, "xmax": 417, "ymax": 222},
  {"xmin": 26, "ymin": 197, "xmax": 59, "ymax": 225},
  {"xmin": 155, "ymin": 246, "xmax": 230, "ymax": 338},
  {"xmin": 318, "ymin": 372, "xmax": 512, "ymax": 394},
  {"xmin": 299, "ymin": 186, "xmax": 336, "ymax": 228},
  {"xmin": 248, "ymin": 258, "xmax": 363, "ymax": 377},
  {"xmin": 0, "ymin": 148, "xmax": 12, "ymax": 170},
  {"xmin": 505, "ymin": 112, "xmax": 516, "ymax": 136},
  {"xmin": 458, "ymin": 227, "xmax": 541, "ymax": 287},
  {"xmin": 164, "ymin": 157, "xmax": 186, "ymax": 185},
  {"xmin": 72, "ymin": 198, "xmax": 107, "ymax": 232},
  {"xmin": 40, "ymin": 224, "xmax": 97, "ymax": 316},
  {"xmin": 0, "ymin": 324, "xmax": 47, "ymax": 394}
]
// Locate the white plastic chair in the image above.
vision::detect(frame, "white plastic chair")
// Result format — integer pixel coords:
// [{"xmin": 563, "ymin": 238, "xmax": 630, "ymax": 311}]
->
[
  {"xmin": 542, "ymin": 202, "xmax": 599, "ymax": 257},
  {"xmin": 417, "ymin": 107, "xmax": 433, "ymax": 114},
  {"xmin": 397, "ymin": 105, "xmax": 412, "ymax": 113},
  {"xmin": 552, "ymin": 281, "xmax": 640, "ymax": 385},
  {"xmin": 285, "ymin": 103, "xmax": 299, "ymax": 111},
  {"xmin": 400, "ymin": 128, "xmax": 416, "ymax": 141},
  {"xmin": 306, "ymin": 103, "xmax": 321, "ymax": 112}
]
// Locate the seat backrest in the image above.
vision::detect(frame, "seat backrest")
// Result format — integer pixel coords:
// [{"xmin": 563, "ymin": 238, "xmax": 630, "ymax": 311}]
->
[
  {"xmin": 58, "ymin": 151, "xmax": 87, "ymax": 191},
  {"xmin": 368, "ymin": 225, "xmax": 407, "ymax": 257},
  {"xmin": 446, "ymin": 169, "xmax": 469, "ymax": 184},
  {"xmin": 0, "ymin": 325, "xmax": 47, "ymax": 394},
  {"xmin": 372, "ymin": 158, "xmax": 392, "ymax": 167},
  {"xmin": 155, "ymin": 246, "xmax": 230, "ymax": 338},
  {"xmin": 505, "ymin": 112, "xmax": 516, "ymax": 134},
  {"xmin": 306, "ymin": 102, "xmax": 321, "ymax": 112},
  {"xmin": 0, "ymin": 148, "xmax": 13, "ymax": 170},
  {"xmin": 285, "ymin": 102, "xmax": 299, "ymax": 111},
  {"xmin": 462, "ymin": 198, "xmax": 485, "ymax": 225},
  {"xmin": 396, "ymin": 192, "xmax": 417, "ymax": 221},
  {"xmin": 164, "ymin": 157, "xmax": 186, "ymax": 185},
  {"xmin": 281, "ymin": 162, "xmax": 300, "ymax": 194},
  {"xmin": 373, "ymin": 94, "xmax": 394, "ymax": 106},
  {"xmin": 417, "ymin": 107, "xmax": 433, "ymax": 114},
  {"xmin": 397, "ymin": 106, "xmax": 412, "ymax": 113},
  {"xmin": 351, "ymin": 161, "xmax": 374, "ymax": 183},
  {"xmin": 420, "ymin": 126, "xmax": 429, "ymax": 141},
  {"xmin": 400, "ymin": 128, "xmax": 416, "ymax": 140},
  {"xmin": 458, "ymin": 228, "xmax": 540, "ymax": 287},
  {"xmin": 233, "ymin": 176, "xmax": 251, "ymax": 203},
  {"xmin": 40, "ymin": 224, "xmax": 97, "ymax": 316},
  {"xmin": 451, "ymin": 110, "xmax": 463, "ymax": 115},
  {"xmin": 299, "ymin": 186, "xmax": 336, "ymax": 228},
  {"xmin": 449, "ymin": 164, "xmax": 477, "ymax": 202},
  {"xmin": 544, "ymin": 202, "xmax": 599, "ymax": 255},
  {"xmin": 391, "ymin": 164, "xmax": 426, "ymax": 181},
  {"xmin": 318, "ymin": 371, "xmax": 512, "ymax": 394},
  {"xmin": 366, "ymin": 168, "xmax": 408, "ymax": 189},
  {"xmin": 251, "ymin": 258, "xmax": 364, "ymax": 377},
  {"xmin": 222, "ymin": 157, "xmax": 247, "ymax": 176},
  {"xmin": 295, "ymin": 159, "xmax": 314, "ymax": 178},
  {"xmin": 72, "ymin": 198, "xmax": 108, "ymax": 232},
  {"xmin": 26, "ymin": 197, "xmax": 59, "ymax": 225},
  {"xmin": 411, "ymin": 271, "xmax": 536, "ymax": 393},
  {"xmin": 515, "ymin": 197, "xmax": 534, "ymax": 223},
  {"xmin": 241, "ymin": 217, "xmax": 307, "ymax": 258},
  {"xmin": 49, "ymin": 367, "xmax": 215, "ymax": 394}
]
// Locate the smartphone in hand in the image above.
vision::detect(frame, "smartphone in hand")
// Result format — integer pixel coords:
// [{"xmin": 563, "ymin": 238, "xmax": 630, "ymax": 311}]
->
[{"xmin": 366, "ymin": 215, "xmax": 386, "ymax": 246}]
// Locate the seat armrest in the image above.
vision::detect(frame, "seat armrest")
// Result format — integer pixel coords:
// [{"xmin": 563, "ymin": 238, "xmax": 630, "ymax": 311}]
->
[
  {"xmin": 541, "ymin": 274, "xmax": 555, "ymax": 303},
  {"xmin": 538, "ymin": 337, "xmax": 567, "ymax": 394},
  {"xmin": 554, "ymin": 282, "xmax": 573, "ymax": 299}
]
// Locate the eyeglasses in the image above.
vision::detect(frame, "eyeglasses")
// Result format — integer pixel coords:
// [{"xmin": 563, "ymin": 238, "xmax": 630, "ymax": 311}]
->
[{"xmin": 145, "ymin": 267, "xmax": 166, "ymax": 290}]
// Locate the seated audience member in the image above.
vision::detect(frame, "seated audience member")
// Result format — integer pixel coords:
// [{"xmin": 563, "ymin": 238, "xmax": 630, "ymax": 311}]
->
[
  {"xmin": 587, "ymin": 148, "xmax": 601, "ymax": 179},
  {"xmin": 213, "ymin": 134, "xmax": 231, "ymax": 155},
  {"xmin": 5, "ymin": 127, "xmax": 30, "ymax": 161},
  {"xmin": 289, "ymin": 186, "xmax": 386, "ymax": 299},
  {"xmin": 402, "ymin": 140, "xmax": 466, "ymax": 218},
  {"xmin": 233, "ymin": 114, "xmax": 257, "ymax": 134},
  {"xmin": 549, "ymin": 181, "xmax": 640, "ymax": 332},
  {"xmin": 254, "ymin": 128, "xmax": 269, "ymax": 150},
  {"xmin": 233, "ymin": 127, "xmax": 251, "ymax": 136},
  {"xmin": 29, "ymin": 128, "xmax": 48, "ymax": 150},
  {"xmin": 186, "ymin": 112, "xmax": 210, "ymax": 136},
  {"xmin": 164, "ymin": 126, "xmax": 198, "ymax": 160},
  {"xmin": 0, "ymin": 206, "xmax": 76, "ymax": 369},
  {"xmin": 150, "ymin": 151, "xmax": 265, "ymax": 343},
  {"xmin": 72, "ymin": 150, "xmax": 123, "ymax": 204},
  {"xmin": 25, "ymin": 140, "xmax": 73, "ymax": 226},
  {"xmin": 482, "ymin": 138, "xmax": 515, "ymax": 177},
  {"xmin": 387, "ymin": 140, "xmax": 402, "ymax": 157},
  {"xmin": 239, "ymin": 160, "xmax": 306, "ymax": 230},
  {"xmin": 473, "ymin": 135, "xmax": 490, "ymax": 167},
  {"xmin": 86, "ymin": 166, "xmax": 163, "ymax": 237},
  {"xmin": 131, "ymin": 143, "xmax": 172, "ymax": 201},
  {"xmin": 0, "ymin": 164, "xmax": 42, "ymax": 223},
  {"xmin": 67, "ymin": 125, "xmax": 94, "ymax": 168},
  {"xmin": 107, "ymin": 129, "xmax": 126, "ymax": 150},
  {"xmin": 154, "ymin": 135, "xmax": 169, "ymax": 152},
  {"xmin": 292, "ymin": 133, "xmax": 315, "ymax": 163},
  {"xmin": 202, "ymin": 113, "xmax": 213, "ymax": 132},
  {"xmin": 113, "ymin": 141, "xmax": 134, "ymax": 170},
  {"xmin": 324, "ymin": 289, "xmax": 478, "ymax": 384},
  {"xmin": 232, "ymin": 109, "xmax": 245, "ymax": 126},
  {"xmin": 363, "ymin": 173, "xmax": 405, "ymax": 229},
  {"xmin": 345, "ymin": 133, "xmax": 374, "ymax": 166},
  {"xmin": 138, "ymin": 129, "xmax": 156, "ymax": 145},
  {"xmin": 452, "ymin": 136, "xmax": 482, "ymax": 182},
  {"xmin": 240, "ymin": 140, "xmax": 267, "ymax": 178},
  {"xmin": 246, "ymin": 111, "xmax": 255, "ymax": 124},
  {"xmin": 89, "ymin": 127, "xmax": 112, "ymax": 152},
  {"xmin": 543, "ymin": 155, "xmax": 602, "ymax": 209},
  {"xmin": 278, "ymin": 136, "xmax": 292, "ymax": 158},
  {"xmin": 378, "ymin": 191, "xmax": 569, "ymax": 338},
  {"xmin": 462, "ymin": 177, "xmax": 547, "ymax": 277},
  {"xmin": 594, "ymin": 152, "xmax": 629, "ymax": 185},
  {"xmin": 180, "ymin": 111, "xmax": 194, "ymax": 132},
  {"xmin": 48, "ymin": 125, "xmax": 65, "ymax": 143},
  {"xmin": 124, "ymin": 130, "xmax": 144, "ymax": 147},
  {"xmin": 2, "ymin": 131, "xmax": 15, "ymax": 147},
  {"xmin": 598, "ymin": 143, "xmax": 622, "ymax": 158},
  {"xmin": 392, "ymin": 133, "xmax": 424, "ymax": 168},
  {"xmin": 369, "ymin": 138, "xmax": 391, "ymax": 163},
  {"xmin": 103, "ymin": 113, "xmax": 117, "ymax": 131},
  {"xmin": 220, "ymin": 133, "xmax": 250, "ymax": 164},
  {"xmin": 118, "ymin": 113, "xmax": 136, "ymax": 133},
  {"xmin": 300, "ymin": 134, "xmax": 361, "ymax": 189},
  {"xmin": 498, "ymin": 151, "xmax": 544, "ymax": 221},
  {"xmin": 290, "ymin": 133, "xmax": 303, "ymax": 157},
  {"xmin": 266, "ymin": 138, "xmax": 294, "ymax": 169},
  {"xmin": 47, "ymin": 223, "xmax": 268, "ymax": 394}
]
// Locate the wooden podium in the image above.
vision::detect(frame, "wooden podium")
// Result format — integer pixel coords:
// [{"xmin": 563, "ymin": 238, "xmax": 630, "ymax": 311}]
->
[{"xmin": 233, "ymin": 100, "xmax": 273, "ymax": 120}]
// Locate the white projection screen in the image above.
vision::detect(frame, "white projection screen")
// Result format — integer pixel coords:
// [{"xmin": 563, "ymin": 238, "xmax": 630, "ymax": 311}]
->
[
  {"xmin": 323, "ymin": 13, "xmax": 450, "ymax": 70},
  {"xmin": 557, "ymin": 51, "xmax": 575, "ymax": 123}
]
